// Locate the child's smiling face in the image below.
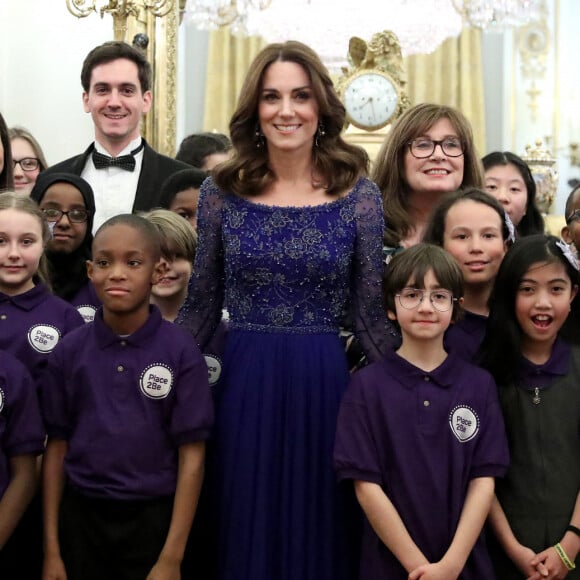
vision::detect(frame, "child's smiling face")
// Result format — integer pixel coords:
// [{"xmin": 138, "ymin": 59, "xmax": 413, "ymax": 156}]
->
[
  {"xmin": 40, "ymin": 182, "xmax": 89, "ymax": 254},
  {"xmin": 516, "ymin": 260, "xmax": 578, "ymax": 358},
  {"xmin": 388, "ymin": 268, "xmax": 455, "ymax": 344}
]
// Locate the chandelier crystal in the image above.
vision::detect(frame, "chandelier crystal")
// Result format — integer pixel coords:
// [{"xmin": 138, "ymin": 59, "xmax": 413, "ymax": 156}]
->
[
  {"xmin": 184, "ymin": 0, "xmax": 272, "ymax": 34},
  {"xmin": 246, "ymin": 0, "xmax": 463, "ymax": 69},
  {"xmin": 183, "ymin": 0, "xmax": 544, "ymax": 68},
  {"xmin": 452, "ymin": 0, "xmax": 543, "ymax": 29}
]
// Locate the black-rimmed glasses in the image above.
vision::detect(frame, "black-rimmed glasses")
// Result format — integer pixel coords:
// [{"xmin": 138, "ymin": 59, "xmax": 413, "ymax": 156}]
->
[
  {"xmin": 567, "ymin": 209, "xmax": 580, "ymax": 224},
  {"xmin": 42, "ymin": 208, "xmax": 89, "ymax": 223},
  {"xmin": 407, "ymin": 138, "xmax": 464, "ymax": 159},
  {"xmin": 13, "ymin": 157, "xmax": 40, "ymax": 171},
  {"xmin": 395, "ymin": 288, "xmax": 457, "ymax": 312}
]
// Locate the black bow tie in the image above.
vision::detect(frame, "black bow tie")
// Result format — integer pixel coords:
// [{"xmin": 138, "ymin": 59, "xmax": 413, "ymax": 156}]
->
[{"xmin": 92, "ymin": 142, "xmax": 144, "ymax": 172}]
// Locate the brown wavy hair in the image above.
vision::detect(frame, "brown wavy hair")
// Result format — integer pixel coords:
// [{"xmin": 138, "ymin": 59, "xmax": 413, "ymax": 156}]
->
[
  {"xmin": 372, "ymin": 103, "xmax": 485, "ymax": 247},
  {"xmin": 0, "ymin": 113, "xmax": 14, "ymax": 191},
  {"xmin": 213, "ymin": 41, "xmax": 368, "ymax": 197}
]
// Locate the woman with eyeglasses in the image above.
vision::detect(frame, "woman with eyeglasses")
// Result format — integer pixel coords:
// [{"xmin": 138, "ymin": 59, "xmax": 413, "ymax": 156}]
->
[
  {"xmin": 30, "ymin": 173, "xmax": 100, "ymax": 321},
  {"xmin": 372, "ymin": 103, "xmax": 485, "ymax": 261},
  {"xmin": 9, "ymin": 127, "xmax": 49, "ymax": 196},
  {"xmin": 0, "ymin": 113, "xmax": 14, "ymax": 191}
]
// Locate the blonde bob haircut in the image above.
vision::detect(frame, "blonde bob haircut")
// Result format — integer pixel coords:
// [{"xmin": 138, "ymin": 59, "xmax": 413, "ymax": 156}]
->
[
  {"xmin": 0, "ymin": 191, "xmax": 51, "ymax": 288},
  {"xmin": 140, "ymin": 209, "xmax": 197, "ymax": 264},
  {"xmin": 372, "ymin": 103, "xmax": 485, "ymax": 248},
  {"xmin": 214, "ymin": 40, "xmax": 368, "ymax": 197}
]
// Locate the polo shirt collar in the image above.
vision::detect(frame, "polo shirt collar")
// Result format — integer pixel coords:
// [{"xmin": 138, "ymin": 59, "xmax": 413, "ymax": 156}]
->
[
  {"xmin": 0, "ymin": 283, "xmax": 50, "ymax": 311},
  {"xmin": 382, "ymin": 347, "xmax": 458, "ymax": 389},
  {"xmin": 517, "ymin": 336, "xmax": 570, "ymax": 389},
  {"xmin": 93, "ymin": 305, "xmax": 163, "ymax": 349}
]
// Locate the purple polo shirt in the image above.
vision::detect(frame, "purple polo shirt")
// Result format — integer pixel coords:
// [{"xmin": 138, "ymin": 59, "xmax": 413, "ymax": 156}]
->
[
  {"xmin": 0, "ymin": 350, "xmax": 45, "ymax": 497},
  {"xmin": 444, "ymin": 310, "xmax": 488, "ymax": 362},
  {"xmin": 40, "ymin": 306, "xmax": 213, "ymax": 501},
  {"xmin": 334, "ymin": 348, "xmax": 509, "ymax": 580},
  {"xmin": 70, "ymin": 282, "xmax": 101, "ymax": 324},
  {"xmin": 0, "ymin": 284, "xmax": 84, "ymax": 380}
]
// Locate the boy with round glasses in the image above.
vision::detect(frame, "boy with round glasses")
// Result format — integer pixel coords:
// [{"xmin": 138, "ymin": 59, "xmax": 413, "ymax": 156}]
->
[{"xmin": 334, "ymin": 243, "xmax": 509, "ymax": 580}]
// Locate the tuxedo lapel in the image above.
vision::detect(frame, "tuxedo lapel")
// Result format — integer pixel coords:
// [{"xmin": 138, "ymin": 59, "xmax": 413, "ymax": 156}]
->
[{"xmin": 133, "ymin": 142, "xmax": 158, "ymax": 211}]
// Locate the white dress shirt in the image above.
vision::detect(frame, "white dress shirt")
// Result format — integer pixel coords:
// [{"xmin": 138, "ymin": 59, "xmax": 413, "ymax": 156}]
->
[{"xmin": 82, "ymin": 137, "xmax": 144, "ymax": 232}]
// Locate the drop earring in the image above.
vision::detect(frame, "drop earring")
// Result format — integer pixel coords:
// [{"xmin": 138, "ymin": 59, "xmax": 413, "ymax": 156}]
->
[{"xmin": 315, "ymin": 122, "xmax": 326, "ymax": 148}]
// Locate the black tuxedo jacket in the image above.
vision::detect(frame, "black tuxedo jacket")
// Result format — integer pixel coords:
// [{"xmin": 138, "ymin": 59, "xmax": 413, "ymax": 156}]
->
[{"xmin": 43, "ymin": 140, "xmax": 190, "ymax": 212}]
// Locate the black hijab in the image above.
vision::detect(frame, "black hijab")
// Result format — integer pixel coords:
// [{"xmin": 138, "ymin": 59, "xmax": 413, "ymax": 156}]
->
[{"xmin": 30, "ymin": 173, "xmax": 95, "ymax": 301}]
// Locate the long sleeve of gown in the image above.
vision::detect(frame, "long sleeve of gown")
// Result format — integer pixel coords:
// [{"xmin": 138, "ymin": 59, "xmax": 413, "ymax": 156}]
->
[
  {"xmin": 351, "ymin": 179, "xmax": 396, "ymax": 362},
  {"xmin": 176, "ymin": 179, "xmax": 225, "ymax": 349}
]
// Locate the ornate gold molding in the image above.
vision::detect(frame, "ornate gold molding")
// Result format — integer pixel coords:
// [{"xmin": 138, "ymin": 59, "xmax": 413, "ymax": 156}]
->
[
  {"xmin": 152, "ymin": 3, "xmax": 178, "ymax": 156},
  {"xmin": 517, "ymin": 5, "xmax": 550, "ymax": 122}
]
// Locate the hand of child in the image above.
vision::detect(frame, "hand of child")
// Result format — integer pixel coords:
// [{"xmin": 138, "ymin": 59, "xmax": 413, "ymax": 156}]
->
[
  {"xmin": 528, "ymin": 546, "xmax": 570, "ymax": 580},
  {"xmin": 42, "ymin": 553, "xmax": 68, "ymax": 580},
  {"xmin": 408, "ymin": 561, "xmax": 459, "ymax": 580},
  {"xmin": 509, "ymin": 543, "xmax": 544, "ymax": 578},
  {"xmin": 146, "ymin": 555, "xmax": 181, "ymax": 580}
]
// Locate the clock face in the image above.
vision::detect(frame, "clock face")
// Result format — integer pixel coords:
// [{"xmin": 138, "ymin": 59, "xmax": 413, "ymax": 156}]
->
[{"xmin": 343, "ymin": 72, "xmax": 399, "ymax": 131}]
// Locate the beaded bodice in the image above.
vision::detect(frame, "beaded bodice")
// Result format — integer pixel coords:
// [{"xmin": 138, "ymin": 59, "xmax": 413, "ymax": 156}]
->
[{"xmin": 178, "ymin": 176, "xmax": 390, "ymax": 362}]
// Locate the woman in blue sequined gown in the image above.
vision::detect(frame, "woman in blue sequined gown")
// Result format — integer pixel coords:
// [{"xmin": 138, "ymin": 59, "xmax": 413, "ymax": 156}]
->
[{"xmin": 178, "ymin": 41, "xmax": 391, "ymax": 580}]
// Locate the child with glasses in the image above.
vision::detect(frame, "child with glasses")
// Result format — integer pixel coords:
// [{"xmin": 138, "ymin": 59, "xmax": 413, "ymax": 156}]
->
[
  {"xmin": 334, "ymin": 243, "xmax": 509, "ymax": 580},
  {"xmin": 31, "ymin": 172, "xmax": 101, "ymax": 322},
  {"xmin": 561, "ymin": 184, "xmax": 580, "ymax": 257},
  {"xmin": 10, "ymin": 126, "xmax": 49, "ymax": 196}
]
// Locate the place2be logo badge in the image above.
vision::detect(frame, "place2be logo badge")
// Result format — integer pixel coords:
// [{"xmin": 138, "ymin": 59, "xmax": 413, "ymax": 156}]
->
[
  {"xmin": 140, "ymin": 364, "xmax": 174, "ymax": 399},
  {"xmin": 449, "ymin": 405, "xmax": 479, "ymax": 443},
  {"xmin": 28, "ymin": 324, "xmax": 61, "ymax": 353},
  {"xmin": 204, "ymin": 355, "xmax": 222, "ymax": 386}
]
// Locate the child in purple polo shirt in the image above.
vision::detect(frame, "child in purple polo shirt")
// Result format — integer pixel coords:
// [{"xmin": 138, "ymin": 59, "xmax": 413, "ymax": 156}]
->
[
  {"xmin": 142, "ymin": 208, "xmax": 227, "ymax": 388},
  {"xmin": 334, "ymin": 243, "xmax": 509, "ymax": 580},
  {"xmin": 0, "ymin": 191, "xmax": 83, "ymax": 578},
  {"xmin": 423, "ymin": 188, "xmax": 512, "ymax": 362},
  {"xmin": 0, "ymin": 350, "xmax": 45, "ymax": 575},
  {"xmin": 0, "ymin": 192, "xmax": 84, "ymax": 378},
  {"xmin": 480, "ymin": 235, "xmax": 580, "ymax": 579},
  {"xmin": 40, "ymin": 214, "xmax": 213, "ymax": 580}
]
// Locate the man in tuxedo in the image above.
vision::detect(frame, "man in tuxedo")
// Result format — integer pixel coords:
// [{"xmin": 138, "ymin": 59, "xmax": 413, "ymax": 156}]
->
[{"xmin": 44, "ymin": 41, "xmax": 188, "ymax": 231}]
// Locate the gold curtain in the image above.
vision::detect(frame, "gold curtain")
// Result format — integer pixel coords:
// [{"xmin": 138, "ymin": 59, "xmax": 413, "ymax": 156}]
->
[
  {"xmin": 404, "ymin": 28, "xmax": 486, "ymax": 155},
  {"xmin": 203, "ymin": 30, "xmax": 265, "ymax": 133}
]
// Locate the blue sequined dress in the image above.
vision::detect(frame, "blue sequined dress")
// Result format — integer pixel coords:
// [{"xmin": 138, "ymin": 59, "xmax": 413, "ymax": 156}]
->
[{"xmin": 178, "ymin": 176, "xmax": 389, "ymax": 580}]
